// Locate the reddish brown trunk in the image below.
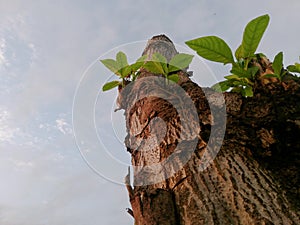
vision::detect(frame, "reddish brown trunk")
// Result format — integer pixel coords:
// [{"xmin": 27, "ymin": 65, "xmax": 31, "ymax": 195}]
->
[{"xmin": 120, "ymin": 35, "xmax": 300, "ymax": 225}]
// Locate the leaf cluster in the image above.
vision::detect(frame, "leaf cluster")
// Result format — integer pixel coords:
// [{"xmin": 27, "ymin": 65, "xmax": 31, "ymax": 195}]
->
[
  {"xmin": 101, "ymin": 52, "xmax": 193, "ymax": 91},
  {"xmin": 101, "ymin": 14, "xmax": 299, "ymax": 95},
  {"xmin": 143, "ymin": 52, "xmax": 193, "ymax": 83},
  {"xmin": 186, "ymin": 14, "xmax": 272, "ymax": 97},
  {"xmin": 100, "ymin": 52, "xmax": 147, "ymax": 91},
  {"xmin": 263, "ymin": 52, "xmax": 287, "ymax": 81},
  {"xmin": 287, "ymin": 58, "xmax": 300, "ymax": 74}
]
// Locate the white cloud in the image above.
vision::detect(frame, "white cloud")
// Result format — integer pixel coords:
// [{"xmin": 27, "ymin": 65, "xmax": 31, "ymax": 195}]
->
[
  {"xmin": 0, "ymin": 38, "xmax": 8, "ymax": 66},
  {"xmin": 56, "ymin": 118, "xmax": 73, "ymax": 135},
  {"xmin": 0, "ymin": 108, "xmax": 19, "ymax": 143},
  {"xmin": 8, "ymin": 158, "xmax": 34, "ymax": 171}
]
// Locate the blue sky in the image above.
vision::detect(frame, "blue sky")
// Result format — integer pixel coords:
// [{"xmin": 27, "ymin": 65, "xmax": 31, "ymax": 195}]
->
[{"xmin": 0, "ymin": 1, "xmax": 300, "ymax": 224}]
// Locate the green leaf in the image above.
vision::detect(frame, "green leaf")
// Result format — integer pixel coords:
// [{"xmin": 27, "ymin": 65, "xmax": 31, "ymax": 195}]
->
[
  {"xmin": 211, "ymin": 80, "xmax": 232, "ymax": 92},
  {"xmin": 152, "ymin": 53, "xmax": 167, "ymax": 64},
  {"xmin": 264, "ymin": 73, "xmax": 280, "ymax": 79},
  {"xmin": 239, "ymin": 14, "xmax": 270, "ymax": 58},
  {"xmin": 120, "ymin": 65, "xmax": 132, "ymax": 78},
  {"xmin": 272, "ymin": 52, "xmax": 283, "ymax": 75},
  {"xmin": 235, "ymin": 44, "xmax": 243, "ymax": 60},
  {"xmin": 231, "ymin": 65, "xmax": 251, "ymax": 78},
  {"xmin": 152, "ymin": 53, "xmax": 168, "ymax": 74},
  {"xmin": 167, "ymin": 74, "xmax": 179, "ymax": 83},
  {"xmin": 242, "ymin": 85, "xmax": 253, "ymax": 97},
  {"xmin": 185, "ymin": 36, "xmax": 234, "ymax": 64},
  {"xmin": 256, "ymin": 53, "xmax": 267, "ymax": 58},
  {"xmin": 100, "ymin": 59, "xmax": 121, "ymax": 76},
  {"xmin": 231, "ymin": 86, "xmax": 243, "ymax": 94},
  {"xmin": 137, "ymin": 55, "xmax": 148, "ymax": 62},
  {"xmin": 130, "ymin": 55, "xmax": 147, "ymax": 72},
  {"xmin": 143, "ymin": 61, "xmax": 165, "ymax": 74},
  {"xmin": 129, "ymin": 63, "xmax": 140, "ymax": 73},
  {"xmin": 102, "ymin": 80, "xmax": 120, "ymax": 91},
  {"xmin": 168, "ymin": 53, "xmax": 194, "ymax": 73},
  {"xmin": 232, "ymin": 80, "xmax": 244, "ymax": 86},
  {"xmin": 116, "ymin": 51, "xmax": 129, "ymax": 77},
  {"xmin": 224, "ymin": 74, "xmax": 240, "ymax": 80},
  {"xmin": 287, "ymin": 63, "xmax": 300, "ymax": 73},
  {"xmin": 247, "ymin": 66, "xmax": 259, "ymax": 78},
  {"xmin": 116, "ymin": 51, "xmax": 128, "ymax": 68}
]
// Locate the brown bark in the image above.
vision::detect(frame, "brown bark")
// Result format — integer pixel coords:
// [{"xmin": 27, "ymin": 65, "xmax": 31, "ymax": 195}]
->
[{"xmin": 120, "ymin": 35, "xmax": 300, "ymax": 224}]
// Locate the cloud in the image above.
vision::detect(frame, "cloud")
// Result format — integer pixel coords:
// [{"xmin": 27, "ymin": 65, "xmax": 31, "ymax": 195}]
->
[
  {"xmin": 0, "ymin": 38, "xmax": 8, "ymax": 66},
  {"xmin": 0, "ymin": 107, "xmax": 20, "ymax": 143},
  {"xmin": 56, "ymin": 117, "xmax": 73, "ymax": 135}
]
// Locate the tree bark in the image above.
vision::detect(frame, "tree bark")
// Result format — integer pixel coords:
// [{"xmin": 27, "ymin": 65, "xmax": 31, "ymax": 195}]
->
[{"xmin": 120, "ymin": 35, "xmax": 300, "ymax": 224}]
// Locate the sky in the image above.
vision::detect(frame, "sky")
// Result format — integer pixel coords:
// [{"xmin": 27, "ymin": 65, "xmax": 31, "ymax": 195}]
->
[{"xmin": 0, "ymin": 0, "xmax": 300, "ymax": 224}]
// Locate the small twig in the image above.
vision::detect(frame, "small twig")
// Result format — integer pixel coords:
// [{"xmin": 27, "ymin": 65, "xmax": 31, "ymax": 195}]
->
[
  {"xmin": 126, "ymin": 208, "xmax": 134, "ymax": 218},
  {"xmin": 125, "ymin": 166, "xmax": 134, "ymax": 199}
]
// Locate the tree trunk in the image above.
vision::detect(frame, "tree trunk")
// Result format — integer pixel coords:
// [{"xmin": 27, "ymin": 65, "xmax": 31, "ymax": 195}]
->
[{"xmin": 120, "ymin": 35, "xmax": 300, "ymax": 225}]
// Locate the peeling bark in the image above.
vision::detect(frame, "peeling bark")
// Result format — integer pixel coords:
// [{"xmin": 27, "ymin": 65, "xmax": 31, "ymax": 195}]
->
[{"xmin": 119, "ymin": 35, "xmax": 300, "ymax": 224}]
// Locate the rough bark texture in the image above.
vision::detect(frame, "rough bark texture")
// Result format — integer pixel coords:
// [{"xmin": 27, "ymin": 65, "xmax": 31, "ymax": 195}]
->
[{"xmin": 120, "ymin": 35, "xmax": 300, "ymax": 224}]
